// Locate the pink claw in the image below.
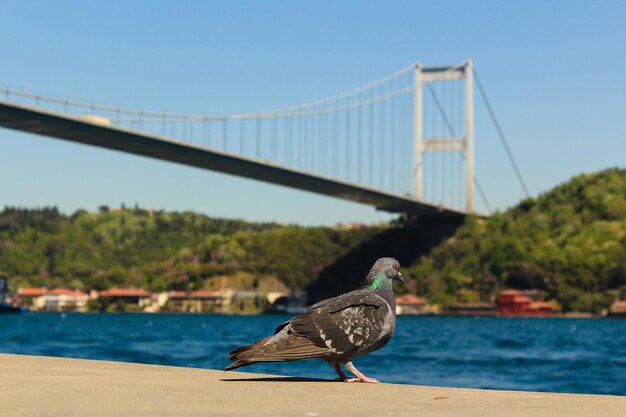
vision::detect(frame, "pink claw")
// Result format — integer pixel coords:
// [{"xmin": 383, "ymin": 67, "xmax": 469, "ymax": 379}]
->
[
  {"xmin": 343, "ymin": 376, "xmax": 379, "ymax": 383},
  {"xmin": 344, "ymin": 361, "xmax": 380, "ymax": 383}
]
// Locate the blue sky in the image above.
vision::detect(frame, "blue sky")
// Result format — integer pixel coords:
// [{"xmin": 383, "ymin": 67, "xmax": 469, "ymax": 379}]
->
[{"xmin": 1, "ymin": 0, "xmax": 625, "ymax": 225}]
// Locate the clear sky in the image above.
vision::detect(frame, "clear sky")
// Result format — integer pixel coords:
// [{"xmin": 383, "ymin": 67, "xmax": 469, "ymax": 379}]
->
[{"xmin": 1, "ymin": 0, "xmax": 625, "ymax": 225}]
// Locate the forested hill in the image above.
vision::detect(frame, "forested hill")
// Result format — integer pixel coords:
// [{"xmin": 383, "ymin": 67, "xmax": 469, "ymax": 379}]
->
[
  {"xmin": 406, "ymin": 168, "xmax": 626, "ymax": 313},
  {"xmin": 2, "ymin": 168, "xmax": 625, "ymax": 313},
  {"xmin": 0, "ymin": 206, "xmax": 381, "ymax": 293}
]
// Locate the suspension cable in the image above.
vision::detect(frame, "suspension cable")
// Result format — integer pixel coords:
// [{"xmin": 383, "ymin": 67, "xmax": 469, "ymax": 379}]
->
[{"xmin": 473, "ymin": 69, "xmax": 530, "ymax": 198}]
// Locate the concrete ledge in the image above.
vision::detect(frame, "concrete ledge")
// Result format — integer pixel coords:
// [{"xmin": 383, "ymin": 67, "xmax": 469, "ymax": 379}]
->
[{"xmin": 1, "ymin": 353, "xmax": 624, "ymax": 417}]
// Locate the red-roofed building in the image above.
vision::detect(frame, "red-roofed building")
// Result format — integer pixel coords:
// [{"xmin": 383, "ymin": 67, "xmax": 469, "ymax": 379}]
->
[
  {"xmin": 17, "ymin": 288, "xmax": 48, "ymax": 307},
  {"xmin": 49, "ymin": 288, "xmax": 87, "ymax": 296},
  {"xmin": 96, "ymin": 287, "xmax": 152, "ymax": 311},
  {"xmin": 497, "ymin": 290, "xmax": 555, "ymax": 316},
  {"xmin": 525, "ymin": 301, "xmax": 555, "ymax": 316},
  {"xmin": 395, "ymin": 294, "xmax": 428, "ymax": 315},
  {"xmin": 97, "ymin": 288, "xmax": 152, "ymax": 298},
  {"xmin": 18, "ymin": 288, "xmax": 48, "ymax": 297},
  {"xmin": 497, "ymin": 290, "xmax": 532, "ymax": 315}
]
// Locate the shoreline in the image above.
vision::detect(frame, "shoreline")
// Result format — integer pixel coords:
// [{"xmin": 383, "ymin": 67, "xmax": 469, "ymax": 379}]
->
[{"xmin": 7, "ymin": 310, "xmax": 617, "ymax": 319}]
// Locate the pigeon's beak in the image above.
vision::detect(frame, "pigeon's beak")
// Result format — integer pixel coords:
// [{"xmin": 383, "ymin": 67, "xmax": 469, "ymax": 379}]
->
[{"xmin": 395, "ymin": 272, "xmax": 405, "ymax": 285}]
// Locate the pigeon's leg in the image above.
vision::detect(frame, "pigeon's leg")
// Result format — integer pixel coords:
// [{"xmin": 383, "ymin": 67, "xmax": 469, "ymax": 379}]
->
[
  {"xmin": 328, "ymin": 361, "xmax": 348, "ymax": 381},
  {"xmin": 344, "ymin": 361, "xmax": 379, "ymax": 384}
]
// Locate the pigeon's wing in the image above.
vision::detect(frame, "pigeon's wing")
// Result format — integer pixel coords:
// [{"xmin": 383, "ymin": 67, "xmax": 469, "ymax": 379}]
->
[{"xmin": 290, "ymin": 291, "xmax": 391, "ymax": 356}]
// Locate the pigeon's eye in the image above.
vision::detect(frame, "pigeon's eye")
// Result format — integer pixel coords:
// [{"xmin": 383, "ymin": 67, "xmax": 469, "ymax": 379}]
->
[{"xmin": 393, "ymin": 264, "xmax": 398, "ymax": 271}]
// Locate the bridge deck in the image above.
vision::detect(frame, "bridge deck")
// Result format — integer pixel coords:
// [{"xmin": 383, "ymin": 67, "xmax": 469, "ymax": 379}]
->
[{"xmin": 0, "ymin": 101, "xmax": 465, "ymax": 219}]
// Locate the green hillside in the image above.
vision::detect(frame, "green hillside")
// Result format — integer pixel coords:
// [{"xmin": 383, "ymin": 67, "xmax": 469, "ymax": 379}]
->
[
  {"xmin": 2, "ymin": 168, "xmax": 625, "ymax": 314},
  {"xmin": 406, "ymin": 168, "xmax": 626, "ymax": 313},
  {"xmin": 0, "ymin": 206, "xmax": 381, "ymax": 293}
]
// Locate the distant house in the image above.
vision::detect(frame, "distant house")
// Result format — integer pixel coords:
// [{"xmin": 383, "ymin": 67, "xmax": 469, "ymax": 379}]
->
[
  {"xmin": 166, "ymin": 291, "xmax": 223, "ymax": 313},
  {"xmin": 18, "ymin": 288, "xmax": 89, "ymax": 312},
  {"xmin": 609, "ymin": 300, "xmax": 626, "ymax": 318},
  {"xmin": 221, "ymin": 289, "xmax": 270, "ymax": 313},
  {"xmin": 525, "ymin": 301, "xmax": 555, "ymax": 316},
  {"xmin": 17, "ymin": 288, "xmax": 48, "ymax": 307},
  {"xmin": 497, "ymin": 290, "xmax": 532, "ymax": 315},
  {"xmin": 395, "ymin": 294, "xmax": 428, "ymax": 315},
  {"xmin": 497, "ymin": 290, "xmax": 555, "ymax": 316},
  {"xmin": 97, "ymin": 288, "xmax": 152, "ymax": 311}
]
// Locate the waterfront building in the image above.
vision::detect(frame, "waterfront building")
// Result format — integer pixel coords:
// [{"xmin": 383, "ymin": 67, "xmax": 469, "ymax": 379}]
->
[
  {"xmin": 18, "ymin": 288, "xmax": 89, "ymax": 312},
  {"xmin": 395, "ymin": 294, "xmax": 428, "ymax": 315},
  {"xmin": 96, "ymin": 288, "xmax": 152, "ymax": 311},
  {"xmin": 220, "ymin": 289, "xmax": 272, "ymax": 314},
  {"xmin": 497, "ymin": 290, "xmax": 532, "ymax": 315},
  {"xmin": 17, "ymin": 288, "xmax": 48, "ymax": 307},
  {"xmin": 497, "ymin": 290, "xmax": 555, "ymax": 316},
  {"xmin": 524, "ymin": 301, "xmax": 556, "ymax": 316},
  {"xmin": 166, "ymin": 291, "xmax": 223, "ymax": 313},
  {"xmin": 609, "ymin": 300, "xmax": 626, "ymax": 318}
]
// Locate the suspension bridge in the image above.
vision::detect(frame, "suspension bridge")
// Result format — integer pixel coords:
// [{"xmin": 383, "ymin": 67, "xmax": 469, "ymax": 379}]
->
[{"xmin": 0, "ymin": 59, "xmax": 524, "ymax": 220}]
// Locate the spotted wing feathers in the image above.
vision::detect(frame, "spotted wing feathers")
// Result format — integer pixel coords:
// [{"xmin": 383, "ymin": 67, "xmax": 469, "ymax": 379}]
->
[
  {"xmin": 224, "ymin": 291, "xmax": 390, "ymax": 371},
  {"xmin": 291, "ymin": 292, "xmax": 390, "ymax": 355}
]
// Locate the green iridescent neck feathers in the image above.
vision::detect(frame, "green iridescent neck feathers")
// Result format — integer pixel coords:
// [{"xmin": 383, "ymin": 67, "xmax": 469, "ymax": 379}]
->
[{"xmin": 366, "ymin": 272, "xmax": 388, "ymax": 291}]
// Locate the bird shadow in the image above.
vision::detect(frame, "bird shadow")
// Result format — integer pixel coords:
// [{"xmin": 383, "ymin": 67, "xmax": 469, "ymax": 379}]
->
[{"xmin": 220, "ymin": 376, "xmax": 333, "ymax": 383}]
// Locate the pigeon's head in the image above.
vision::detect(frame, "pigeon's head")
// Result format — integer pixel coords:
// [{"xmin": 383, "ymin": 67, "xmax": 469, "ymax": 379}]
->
[{"xmin": 362, "ymin": 257, "xmax": 404, "ymax": 290}]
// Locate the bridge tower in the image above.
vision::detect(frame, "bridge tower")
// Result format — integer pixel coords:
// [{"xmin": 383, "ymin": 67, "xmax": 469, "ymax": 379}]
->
[{"xmin": 412, "ymin": 59, "xmax": 474, "ymax": 212}]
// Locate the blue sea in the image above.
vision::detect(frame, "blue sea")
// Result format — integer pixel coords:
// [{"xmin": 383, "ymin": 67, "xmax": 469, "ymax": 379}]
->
[{"xmin": 1, "ymin": 313, "xmax": 625, "ymax": 395}]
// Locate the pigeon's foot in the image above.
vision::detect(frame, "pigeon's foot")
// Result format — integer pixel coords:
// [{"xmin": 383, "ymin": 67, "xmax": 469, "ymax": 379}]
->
[
  {"xmin": 344, "ymin": 361, "xmax": 380, "ymax": 383},
  {"xmin": 328, "ymin": 361, "xmax": 349, "ymax": 381},
  {"xmin": 342, "ymin": 376, "xmax": 379, "ymax": 383}
]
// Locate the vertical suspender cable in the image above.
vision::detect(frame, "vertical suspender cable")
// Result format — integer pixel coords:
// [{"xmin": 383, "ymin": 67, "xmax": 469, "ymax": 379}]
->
[
  {"xmin": 357, "ymin": 94, "xmax": 362, "ymax": 184},
  {"xmin": 222, "ymin": 119, "xmax": 227, "ymax": 150},
  {"xmin": 239, "ymin": 119, "xmax": 244, "ymax": 154},
  {"xmin": 256, "ymin": 119, "xmax": 261, "ymax": 159},
  {"xmin": 379, "ymin": 85, "xmax": 385, "ymax": 189},
  {"xmin": 368, "ymin": 90, "xmax": 374, "ymax": 186},
  {"xmin": 426, "ymin": 82, "xmax": 492, "ymax": 213},
  {"xmin": 346, "ymin": 106, "xmax": 351, "ymax": 180},
  {"xmin": 271, "ymin": 117, "xmax": 277, "ymax": 162}
]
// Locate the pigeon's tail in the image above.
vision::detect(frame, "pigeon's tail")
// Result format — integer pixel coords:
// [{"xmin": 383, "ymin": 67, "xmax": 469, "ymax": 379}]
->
[
  {"xmin": 224, "ymin": 333, "xmax": 326, "ymax": 371},
  {"xmin": 223, "ymin": 336, "xmax": 271, "ymax": 371},
  {"xmin": 223, "ymin": 359, "xmax": 253, "ymax": 371}
]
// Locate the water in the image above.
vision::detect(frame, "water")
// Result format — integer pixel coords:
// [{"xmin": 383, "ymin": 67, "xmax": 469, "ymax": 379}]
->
[{"xmin": 1, "ymin": 313, "xmax": 625, "ymax": 395}]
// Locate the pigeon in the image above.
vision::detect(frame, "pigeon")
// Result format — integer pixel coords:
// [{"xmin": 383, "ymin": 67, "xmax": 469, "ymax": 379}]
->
[{"xmin": 224, "ymin": 257, "xmax": 404, "ymax": 383}]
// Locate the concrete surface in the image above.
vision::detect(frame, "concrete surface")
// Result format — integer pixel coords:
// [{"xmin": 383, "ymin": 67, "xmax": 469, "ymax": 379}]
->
[{"xmin": 1, "ymin": 353, "xmax": 624, "ymax": 417}]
